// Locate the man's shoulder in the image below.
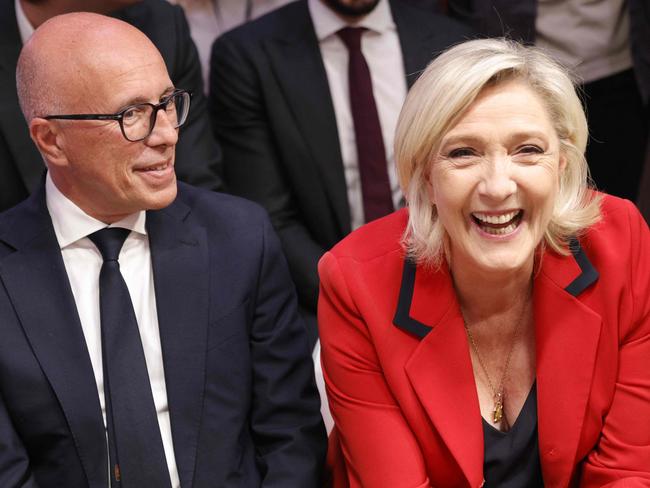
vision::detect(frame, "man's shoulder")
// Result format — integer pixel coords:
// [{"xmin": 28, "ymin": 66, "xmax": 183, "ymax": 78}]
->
[
  {"xmin": 390, "ymin": 0, "xmax": 473, "ymax": 37},
  {"xmin": 113, "ymin": 0, "xmax": 187, "ymax": 53},
  {"xmin": 0, "ymin": 188, "xmax": 48, "ymax": 257},
  {"xmin": 0, "ymin": 0, "xmax": 19, "ymax": 44},
  {"xmin": 117, "ymin": 0, "xmax": 181, "ymax": 23},
  {"xmin": 217, "ymin": 0, "xmax": 310, "ymax": 46}
]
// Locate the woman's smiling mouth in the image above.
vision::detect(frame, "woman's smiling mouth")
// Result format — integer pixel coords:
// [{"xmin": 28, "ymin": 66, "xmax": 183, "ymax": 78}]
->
[{"xmin": 471, "ymin": 210, "xmax": 524, "ymax": 236}]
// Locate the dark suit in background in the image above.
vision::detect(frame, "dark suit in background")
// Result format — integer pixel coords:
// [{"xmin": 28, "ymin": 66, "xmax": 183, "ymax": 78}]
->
[
  {"xmin": 0, "ymin": 0, "xmax": 223, "ymax": 213},
  {"xmin": 447, "ymin": 0, "xmax": 650, "ymax": 206},
  {"xmin": 0, "ymin": 182, "xmax": 326, "ymax": 488},
  {"xmin": 209, "ymin": 0, "xmax": 472, "ymax": 339}
]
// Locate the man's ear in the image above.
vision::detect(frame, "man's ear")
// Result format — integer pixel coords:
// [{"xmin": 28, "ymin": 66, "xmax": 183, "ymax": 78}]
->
[{"xmin": 29, "ymin": 118, "xmax": 68, "ymax": 167}]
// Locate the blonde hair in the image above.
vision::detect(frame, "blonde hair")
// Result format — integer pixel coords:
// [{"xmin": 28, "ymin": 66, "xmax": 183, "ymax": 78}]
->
[{"xmin": 395, "ymin": 38, "xmax": 601, "ymax": 267}]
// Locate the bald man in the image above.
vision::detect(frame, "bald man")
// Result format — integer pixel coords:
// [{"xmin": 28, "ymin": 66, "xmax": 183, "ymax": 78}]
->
[
  {"xmin": 0, "ymin": 0, "xmax": 223, "ymax": 213},
  {"xmin": 0, "ymin": 13, "xmax": 325, "ymax": 488}
]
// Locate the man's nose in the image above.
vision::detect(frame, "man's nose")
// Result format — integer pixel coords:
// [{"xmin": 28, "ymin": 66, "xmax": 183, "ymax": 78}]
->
[{"xmin": 147, "ymin": 108, "xmax": 179, "ymax": 146}]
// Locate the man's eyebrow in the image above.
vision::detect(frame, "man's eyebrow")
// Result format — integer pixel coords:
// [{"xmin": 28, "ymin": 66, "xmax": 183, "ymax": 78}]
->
[
  {"xmin": 117, "ymin": 87, "xmax": 177, "ymax": 109},
  {"xmin": 159, "ymin": 86, "xmax": 176, "ymax": 100}
]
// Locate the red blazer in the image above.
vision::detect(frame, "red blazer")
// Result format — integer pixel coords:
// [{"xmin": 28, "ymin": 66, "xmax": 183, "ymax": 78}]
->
[{"xmin": 318, "ymin": 195, "xmax": 650, "ymax": 488}]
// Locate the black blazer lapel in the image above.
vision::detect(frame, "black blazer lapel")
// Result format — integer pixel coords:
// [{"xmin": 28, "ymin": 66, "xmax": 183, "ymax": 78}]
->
[
  {"xmin": 146, "ymin": 199, "xmax": 209, "ymax": 488},
  {"xmin": 0, "ymin": 0, "xmax": 45, "ymax": 194},
  {"xmin": 0, "ymin": 188, "xmax": 107, "ymax": 488},
  {"xmin": 263, "ymin": 2, "xmax": 351, "ymax": 235}
]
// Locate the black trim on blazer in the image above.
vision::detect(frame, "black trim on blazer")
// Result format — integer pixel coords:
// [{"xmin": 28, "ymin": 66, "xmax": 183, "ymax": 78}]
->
[
  {"xmin": 565, "ymin": 238, "xmax": 599, "ymax": 296},
  {"xmin": 393, "ymin": 238, "xmax": 599, "ymax": 339},
  {"xmin": 393, "ymin": 258, "xmax": 432, "ymax": 339}
]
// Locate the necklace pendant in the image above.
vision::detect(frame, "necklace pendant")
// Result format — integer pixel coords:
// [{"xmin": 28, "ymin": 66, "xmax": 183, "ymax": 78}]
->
[{"xmin": 493, "ymin": 394, "xmax": 504, "ymax": 424}]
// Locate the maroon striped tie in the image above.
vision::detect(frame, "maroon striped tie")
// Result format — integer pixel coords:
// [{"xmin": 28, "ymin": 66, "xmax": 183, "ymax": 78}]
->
[{"xmin": 338, "ymin": 27, "xmax": 394, "ymax": 222}]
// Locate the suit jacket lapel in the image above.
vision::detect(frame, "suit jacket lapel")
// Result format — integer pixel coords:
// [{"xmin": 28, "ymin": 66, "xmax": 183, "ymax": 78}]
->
[
  {"xmin": 263, "ymin": 2, "xmax": 351, "ymax": 235},
  {"xmin": 0, "ymin": 0, "xmax": 45, "ymax": 193},
  {"xmin": 146, "ymin": 198, "xmax": 209, "ymax": 488},
  {"xmin": 0, "ymin": 188, "xmax": 107, "ymax": 488},
  {"xmin": 393, "ymin": 241, "xmax": 602, "ymax": 486},
  {"xmin": 535, "ymin": 243, "xmax": 601, "ymax": 487}
]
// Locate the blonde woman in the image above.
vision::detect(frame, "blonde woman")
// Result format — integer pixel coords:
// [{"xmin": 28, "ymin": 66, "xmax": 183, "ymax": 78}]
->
[{"xmin": 319, "ymin": 38, "xmax": 650, "ymax": 487}]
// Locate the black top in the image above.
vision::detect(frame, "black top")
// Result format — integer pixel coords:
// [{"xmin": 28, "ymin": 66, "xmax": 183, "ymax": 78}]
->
[{"xmin": 482, "ymin": 384, "xmax": 544, "ymax": 487}]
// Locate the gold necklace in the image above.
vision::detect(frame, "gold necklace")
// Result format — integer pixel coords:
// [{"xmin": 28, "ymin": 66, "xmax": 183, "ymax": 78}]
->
[{"xmin": 463, "ymin": 300, "xmax": 528, "ymax": 430}]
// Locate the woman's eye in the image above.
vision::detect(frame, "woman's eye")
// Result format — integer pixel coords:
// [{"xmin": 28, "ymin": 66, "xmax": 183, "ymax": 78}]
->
[
  {"xmin": 518, "ymin": 144, "xmax": 544, "ymax": 154},
  {"xmin": 448, "ymin": 147, "xmax": 475, "ymax": 158}
]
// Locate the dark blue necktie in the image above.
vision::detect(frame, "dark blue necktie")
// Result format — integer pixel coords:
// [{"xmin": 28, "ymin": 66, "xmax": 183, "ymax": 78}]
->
[{"xmin": 89, "ymin": 228, "xmax": 171, "ymax": 488}]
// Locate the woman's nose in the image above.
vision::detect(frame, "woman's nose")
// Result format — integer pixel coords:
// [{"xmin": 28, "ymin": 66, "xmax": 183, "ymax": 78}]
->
[{"xmin": 477, "ymin": 156, "xmax": 517, "ymax": 201}]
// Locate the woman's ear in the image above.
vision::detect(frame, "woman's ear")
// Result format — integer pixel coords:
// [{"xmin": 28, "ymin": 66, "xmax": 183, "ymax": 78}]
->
[
  {"xmin": 425, "ymin": 164, "xmax": 437, "ymax": 206},
  {"xmin": 558, "ymin": 152, "xmax": 568, "ymax": 173}
]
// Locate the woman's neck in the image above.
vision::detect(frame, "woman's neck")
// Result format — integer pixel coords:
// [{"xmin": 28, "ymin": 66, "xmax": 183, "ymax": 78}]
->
[{"xmin": 451, "ymin": 259, "xmax": 534, "ymax": 322}]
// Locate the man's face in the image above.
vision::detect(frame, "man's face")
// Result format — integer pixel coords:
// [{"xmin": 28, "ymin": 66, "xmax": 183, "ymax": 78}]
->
[
  {"xmin": 321, "ymin": 0, "xmax": 381, "ymax": 18},
  {"xmin": 53, "ymin": 44, "xmax": 178, "ymax": 222}
]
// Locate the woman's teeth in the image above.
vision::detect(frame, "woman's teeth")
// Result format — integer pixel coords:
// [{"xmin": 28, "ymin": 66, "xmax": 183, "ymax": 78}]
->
[
  {"xmin": 472, "ymin": 210, "xmax": 519, "ymax": 224},
  {"xmin": 481, "ymin": 221, "xmax": 518, "ymax": 235},
  {"xmin": 471, "ymin": 210, "xmax": 523, "ymax": 235}
]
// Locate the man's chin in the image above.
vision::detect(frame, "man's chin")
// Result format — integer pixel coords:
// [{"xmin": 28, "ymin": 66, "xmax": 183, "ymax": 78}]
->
[{"xmin": 144, "ymin": 181, "xmax": 178, "ymax": 211}]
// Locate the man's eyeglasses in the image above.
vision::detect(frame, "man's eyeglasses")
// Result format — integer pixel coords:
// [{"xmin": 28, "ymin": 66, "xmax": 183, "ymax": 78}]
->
[{"xmin": 42, "ymin": 90, "xmax": 191, "ymax": 142}]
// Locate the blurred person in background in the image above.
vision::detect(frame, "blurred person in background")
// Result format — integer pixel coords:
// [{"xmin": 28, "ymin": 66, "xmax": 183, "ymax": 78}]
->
[
  {"xmin": 209, "ymin": 0, "xmax": 472, "ymax": 346},
  {"xmin": 170, "ymin": 0, "xmax": 293, "ymax": 89},
  {"xmin": 209, "ymin": 0, "xmax": 472, "ymax": 432}
]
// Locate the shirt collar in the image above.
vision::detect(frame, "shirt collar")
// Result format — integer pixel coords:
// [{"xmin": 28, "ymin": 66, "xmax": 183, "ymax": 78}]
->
[
  {"xmin": 45, "ymin": 172, "xmax": 147, "ymax": 250},
  {"xmin": 308, "ymin": 0, "xmax": 395, "ymax": 41},
  {"xmin": 15, "ymin": 0, "xmax": 34, "ymax": 44}
]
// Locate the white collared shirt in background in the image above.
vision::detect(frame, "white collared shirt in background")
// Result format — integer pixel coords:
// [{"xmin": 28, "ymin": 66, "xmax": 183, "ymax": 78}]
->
[
  {"xmin": 309, "ymin": 0, "xmax": 407, "ymax": 230},
  {"xmin": 15, "ymin": 0, "xmax": 33, "ymax": 43},
  {"xmin": 536, "ymin": 0, "xmax": 632, "ymax": 84},
  {"xmin": 172, "ymin": 0, "xmax": 293, "ymax": 89},
  {"xmin": 45, "ymin": 174, "xmax": 180, "ymax": 488}
]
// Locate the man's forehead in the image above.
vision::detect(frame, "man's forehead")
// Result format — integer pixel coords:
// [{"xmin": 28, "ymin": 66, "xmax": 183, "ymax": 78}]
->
[
  {"xmin": 76, "ymin": 61, "xmax": 174, "ymax": 112},
  {"xmin": 59, "ymin": 33, "xmax": 171, "ymax": 109},
  {"xmin": 31, "ymin": 12, "xmax": 163, "ymax": 76}
]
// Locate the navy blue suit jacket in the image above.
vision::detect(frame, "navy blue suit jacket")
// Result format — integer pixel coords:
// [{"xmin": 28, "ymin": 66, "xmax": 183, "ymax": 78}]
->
[{"xmin": 0, "ymin": 181, "xmax": 326, "ymax": 487}]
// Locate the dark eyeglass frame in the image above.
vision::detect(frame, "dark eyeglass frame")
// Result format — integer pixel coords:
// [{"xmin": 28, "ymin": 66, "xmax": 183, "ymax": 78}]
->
[{"xmin": 41, "ymin": 89, "xmax": 192, "ymax": 142}]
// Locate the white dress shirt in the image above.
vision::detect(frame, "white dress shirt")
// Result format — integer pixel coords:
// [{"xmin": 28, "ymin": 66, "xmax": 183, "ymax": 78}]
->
[
  {"xmin": 309, "ymin": 0, "xmax": 407, "ymax": 230},
  {"xmin": 45, "ymin": 174, "xmax": 180, "ymax": 488}
]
